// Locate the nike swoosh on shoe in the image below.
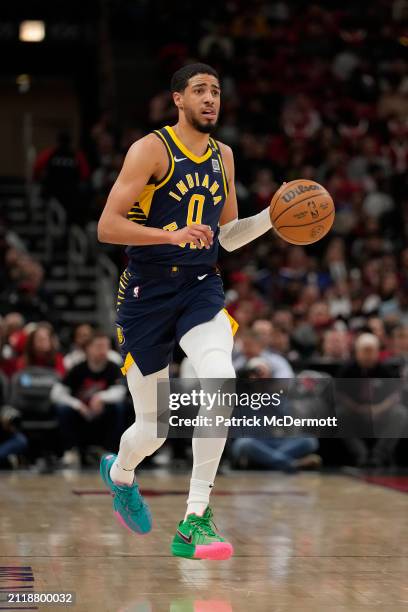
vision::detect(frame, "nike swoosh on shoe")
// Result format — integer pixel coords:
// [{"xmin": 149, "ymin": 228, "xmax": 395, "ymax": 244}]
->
[{"xmin": 177, "ymin": 529, "xmax": 193, "ymax": 544}]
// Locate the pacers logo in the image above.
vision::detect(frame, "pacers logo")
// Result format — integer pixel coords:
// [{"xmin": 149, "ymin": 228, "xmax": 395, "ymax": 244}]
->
[{"xmin": 116, "ymin": 326, "xmax": 125, "ymax": 346}]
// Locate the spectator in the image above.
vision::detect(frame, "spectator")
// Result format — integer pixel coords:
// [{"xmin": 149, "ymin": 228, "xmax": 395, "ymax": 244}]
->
[
  {"xmin": 270, "ymin": 324, "xmax": 294, "ymax": 360},
  {"xmin": 324, "ymin": 237, "xmax": 348, "ymax": 283},
  {"xmin": 230, "ymin": 356, "xmax": 320, "ymax": 471},
  {"xmin": 337, "ymin": 333, "xmax": 407, "ymax": 467},
  {"xmin": 63, "ymin": 323, "xmax": 94, "ymax": 371},
  {"xmin": 148, "ymin": 91, "xmax": 178, "ymax": 127},
  {"xmin": 308, "ymin": 301, "xmax": 333, "ymax": 333},
  {"xmin": 319, "ymin": 329, "xmax": 351, "ymax": 364},
  {"xmin": 198, "ymin": 23, "xmax": 234, "ymax": 63},
  {"xmin": 251, "ymin": 169, "xmax": 279, "ymax": 212},
  {"xmin": 282, "ymin": 94, "xmax": 322, "ymax": 140},
  {"xmin": 252, "ymin": 318, "xmax": 296, "ymax": 366},
  {"xmin": 326, "ymin": 281, "xmax": 352, "ymax": 319},
  {"xmin": 51, "ymin": 331, "xmax": 127, "ymax": 466},
  {"xmin": 272, "ymin": 309, "xmax": 294, "ymax": 335},
  {"xmin": 33, "ymin": 131, "xmax": 90, "ymax": 224},
  {"xmin": 386, "ymin": 325, "xmax": 408, "ymax": 377},
  {"xmin": 233, "ymin": 328, "xmax": 294, "ymax": 378},
  {"xmin": 0, "ymin": 406, "xmax": 28, "ymax": 469},
  {"xmin": 0, "ymin": 314, "xmax": 26, "ymax": 378},
  {"xmin": 63, "ymin": 324, "xmax": 122, "ymax": 371},
  {"xmin": 291, "ymin": 301, "xmax": 333, "ymax": 359},
  {"xmin": 366, "ymin": 316, "xmax": 391, "ymax": 359},
  {"xmin": 4, "ymin": 312, "xmax": 25, "ymax": 338},
  {"xmin": 225, "ymin": 271, "xmax": 266, "ymax": 320},
  {"xmin": 16, "ymin": 323, "xmax": 65, "ymax": 377},
  {"xmin": 230, "ymin": 436, "xmax": 321, "ymax": 472},
  {"xmin": 6, "ymin": 260, "xmax": 54, "ymax": 325}
]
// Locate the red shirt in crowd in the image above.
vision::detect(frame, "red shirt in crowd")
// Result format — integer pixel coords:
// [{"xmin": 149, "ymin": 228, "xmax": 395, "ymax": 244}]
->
[{"xmin": 15, "ymin": 353, "xmax": 66, "ymax": 377}]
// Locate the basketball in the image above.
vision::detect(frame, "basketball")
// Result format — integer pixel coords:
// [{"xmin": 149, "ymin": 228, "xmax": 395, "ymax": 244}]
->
[{"xmin": 270, "ymin": 179, "xmax": 335, "ymax": 245}]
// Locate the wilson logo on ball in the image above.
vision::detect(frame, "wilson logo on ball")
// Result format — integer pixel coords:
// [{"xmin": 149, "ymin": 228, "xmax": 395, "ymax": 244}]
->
[
  {"xmin": 282, "ymin": 183, "xmax": 323, "ymax": 203},
  {"xmin": 270, "ymin": 179, "xmax": 335, "ymax": 246}
]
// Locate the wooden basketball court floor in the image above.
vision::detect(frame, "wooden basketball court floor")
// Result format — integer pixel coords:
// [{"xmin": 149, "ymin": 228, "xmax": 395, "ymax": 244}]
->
[{"xmin": 1, "ymin": 470, "xmax": 408, "ymax": 612}]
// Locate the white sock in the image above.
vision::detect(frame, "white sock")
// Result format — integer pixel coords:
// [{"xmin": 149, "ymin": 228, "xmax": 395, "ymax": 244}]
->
[
  {"xmin": 186, "ymin": 478, "xmax": 213, "ymax": 518},
  {"xmin": 110, "ymin": 460, "xmax": 135, "ymax": 486},
  {"xmin": 179, "ymin": 310, "xmax": 236, "ymax": 522}
]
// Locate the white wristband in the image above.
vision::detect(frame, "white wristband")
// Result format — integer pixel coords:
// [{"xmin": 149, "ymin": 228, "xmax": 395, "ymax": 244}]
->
[{"xmin": 218, "ymin": 207, "xmax": 272, "ymax": 252}]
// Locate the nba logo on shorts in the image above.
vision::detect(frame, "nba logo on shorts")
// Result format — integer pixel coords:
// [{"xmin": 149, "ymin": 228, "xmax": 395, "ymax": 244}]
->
[
  {"xmin": 133, "ymin": 286, "xmax": 140, "ymax": 298},
  {"xmin": 212, "ymin": 158, "xmax": 221, "ymax": 173}
]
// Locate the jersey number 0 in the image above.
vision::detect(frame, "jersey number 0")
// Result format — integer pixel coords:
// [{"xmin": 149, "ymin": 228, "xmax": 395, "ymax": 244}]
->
[{"xmin": 164, "ymin": 193, "xmax": 206, "ymax": 249}]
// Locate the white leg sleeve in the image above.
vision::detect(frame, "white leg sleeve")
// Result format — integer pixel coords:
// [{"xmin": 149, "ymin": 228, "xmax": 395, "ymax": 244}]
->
[
  {"xmin": 115, "ymin": 362, "xmax": 168, "ymax": 470},
  {"xmin": 179, "ymin": 310, "xmax": 236, "ymax": 514},
  {"xmin": 179, "ymin": 309, "xmax": 235, "ymax": 380}
]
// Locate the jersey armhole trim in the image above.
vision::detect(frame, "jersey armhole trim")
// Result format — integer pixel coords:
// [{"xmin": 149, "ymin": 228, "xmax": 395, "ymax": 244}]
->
[
  {"xmin": 152, "ymin": 130, "xmax": 175, "ymax": 189},
  {"xmin": 210, "ymin": 138, "xmax": 229, "ymax": 196}
]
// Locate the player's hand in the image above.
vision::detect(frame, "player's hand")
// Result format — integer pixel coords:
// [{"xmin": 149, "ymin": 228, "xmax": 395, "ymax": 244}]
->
[{"xmin": 170, "ymin": 224, "xmax": 214, "ymax": 249}]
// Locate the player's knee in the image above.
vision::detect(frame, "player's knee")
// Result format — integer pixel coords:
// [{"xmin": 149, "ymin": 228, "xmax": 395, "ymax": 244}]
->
[{"xmin": 197, "ymin": 349, "xmax": 236, "ymax": 379}]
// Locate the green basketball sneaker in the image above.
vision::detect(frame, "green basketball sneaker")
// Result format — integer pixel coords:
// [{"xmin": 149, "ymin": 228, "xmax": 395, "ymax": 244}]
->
[{"xmin": 171, "ymin": 506, "xmax": 233, "ymax": 560}]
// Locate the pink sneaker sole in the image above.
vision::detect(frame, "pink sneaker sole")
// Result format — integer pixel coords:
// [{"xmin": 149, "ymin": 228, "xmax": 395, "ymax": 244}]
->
[
  {"xmin": 193, "ymin": 542, "xmax": 234, "ymax": 560},
  {"xmin": 114, "ymin": 510, "xmax": 152, "ymax": 536}
]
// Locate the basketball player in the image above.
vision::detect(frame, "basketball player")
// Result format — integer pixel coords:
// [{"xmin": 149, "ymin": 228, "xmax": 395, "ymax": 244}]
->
[{"xmin": 98, "ymin": 63, "xmax": 276, "ymax": 561}]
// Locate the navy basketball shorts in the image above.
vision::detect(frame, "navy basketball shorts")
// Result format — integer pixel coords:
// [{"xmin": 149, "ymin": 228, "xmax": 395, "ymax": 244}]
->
[{"xmin": 115, "ymin": 262, "xmax": 238, "ymax": 376}]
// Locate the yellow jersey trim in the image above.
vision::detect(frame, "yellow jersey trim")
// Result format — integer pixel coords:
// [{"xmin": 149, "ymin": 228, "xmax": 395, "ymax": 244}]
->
[
  {"xmin": 210, "ymin": 138, "xmax": 229, "ymax": 196},
  {"xmin": 217, "ymin": 151, "xmax": 229, "ymax": 197},
  {"xmin": 116, "ymin": 269, "xmax": 132, "ymax": 310},
  {"xmin": 137, "ymin": 184, "xmax": 155, "ymax": 218},
  {"xmin": 209, "ymin": 137, "xmax": 218, "ymax": 151},
  {"xmin": 164, "ymin": 126, "xmax": 212, "ymax": 164},
  {"xmin": 121, "ymin": 352, "xmax": 135, "ymax": 376},
  {"xmin": 223, "ymin": 308, "xmax": 239, "ymax": 336},
  {"xmin": 153, "ymin": 130, "xmax": 175, "ymax": 189}
]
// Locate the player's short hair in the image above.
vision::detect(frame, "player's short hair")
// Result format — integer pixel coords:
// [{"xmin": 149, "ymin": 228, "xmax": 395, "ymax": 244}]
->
[{"xmin": 170, "ymin": 63, "xmax": 219, "ymax": 93}]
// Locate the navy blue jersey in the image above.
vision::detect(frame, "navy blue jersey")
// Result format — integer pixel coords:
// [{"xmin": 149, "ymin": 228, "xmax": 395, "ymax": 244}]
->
[{"xmin": 125, "ymin": 125, "xmax": 229, "ymax": 266}]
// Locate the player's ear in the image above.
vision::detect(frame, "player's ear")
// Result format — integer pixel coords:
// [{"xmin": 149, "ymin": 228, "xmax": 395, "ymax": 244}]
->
[{"xmin": 173, "ymin": 91, "xmax": 183, "ymax": 110}]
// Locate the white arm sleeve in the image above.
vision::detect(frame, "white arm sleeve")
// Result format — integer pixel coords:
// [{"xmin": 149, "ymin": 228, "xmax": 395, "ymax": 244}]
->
[{"xmin": 218, "ymin": 207, "xmax": 272, "ymax": 252}]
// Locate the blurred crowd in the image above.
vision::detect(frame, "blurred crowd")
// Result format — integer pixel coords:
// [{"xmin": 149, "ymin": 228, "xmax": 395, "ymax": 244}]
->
[
  {"xmin": 0, "ymin": 315, "xmax": 128, "ymax": 470},
  {"xmin": 2, "ymin": 0, "xmax": 408, "ymax": 471},
  {"xmin": 43, "ymin": 0, "xmax": 408, "ymax": 357},
  {"xmin": 0, "ymin": 225, "xmax": 54, "ymax": 328}
]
